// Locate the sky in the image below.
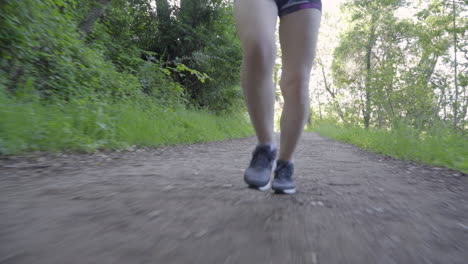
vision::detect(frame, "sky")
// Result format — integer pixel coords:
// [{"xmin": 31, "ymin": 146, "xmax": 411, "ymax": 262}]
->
[
  {"xmin": 322, "ymin": 0, "xmax": 344, "ymax": 14},
  {"xmin": 321, "ymin": 0, "xmax": 419, "ymax": 19}
]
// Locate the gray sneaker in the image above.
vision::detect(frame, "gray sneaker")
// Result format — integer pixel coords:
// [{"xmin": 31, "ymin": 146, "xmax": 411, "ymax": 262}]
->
[
  {"xmin": 244, "ymin": 145, "xmax": 277, "ymax": 191},
  {"xmin": 272, "ymin": 160, "xmax": 296, "ymax": 194}
]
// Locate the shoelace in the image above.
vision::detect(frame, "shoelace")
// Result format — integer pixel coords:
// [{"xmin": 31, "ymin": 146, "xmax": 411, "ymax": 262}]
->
[
  {"xmin": 250, "ymin": 148, "xmax": 272, "ymax": 169},
  {"xmin": 275, "ymin": 162, "xmax": 292, "ymax": 181}
]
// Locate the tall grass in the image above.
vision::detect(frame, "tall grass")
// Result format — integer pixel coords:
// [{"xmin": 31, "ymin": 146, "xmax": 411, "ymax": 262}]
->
[
  {"xmin": 307, "ymin": 121, "xmax": 467, "ymax": 173},
  {"xmin": 0, "ymin": 91, "xmax": 253, "ymax": 154}
]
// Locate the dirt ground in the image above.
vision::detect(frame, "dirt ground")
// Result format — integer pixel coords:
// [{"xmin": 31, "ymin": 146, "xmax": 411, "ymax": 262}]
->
[{"xmin": 1, "ymin": 132, "xmax": 467, "ymax": 264}]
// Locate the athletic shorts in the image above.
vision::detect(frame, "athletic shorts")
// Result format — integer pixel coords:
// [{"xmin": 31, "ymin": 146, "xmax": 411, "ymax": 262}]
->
[{"xmin": 275, "ymin": 0, "xmax": 322, "ymax": 16}]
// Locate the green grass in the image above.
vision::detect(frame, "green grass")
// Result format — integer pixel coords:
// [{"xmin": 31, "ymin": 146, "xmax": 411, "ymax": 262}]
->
[
  {"xmin": 0, "ymin": 92, "xmax": 254, "ymax": 154},
  {"xmin": 307, "ymin": 121, "xmax": 468, "ymax": 173}
]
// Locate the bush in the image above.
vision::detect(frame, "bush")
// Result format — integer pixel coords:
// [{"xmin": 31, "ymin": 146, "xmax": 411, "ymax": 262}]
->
[{"xmin": 0, "ymin": 87, "xmax": 253, "ymax": 154}]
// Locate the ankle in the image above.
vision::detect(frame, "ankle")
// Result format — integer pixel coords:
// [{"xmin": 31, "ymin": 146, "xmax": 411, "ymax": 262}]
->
[
  {"xmin": 277, "ymin": 159, "xmax": 293, "ymax": 165},
  {"xmin": 276, "ymin": 157, "xmax": 294, "ymax": 165},
  {"xmin": 257, "ymin": 143, "xmax": 277, "ymax": 151}
]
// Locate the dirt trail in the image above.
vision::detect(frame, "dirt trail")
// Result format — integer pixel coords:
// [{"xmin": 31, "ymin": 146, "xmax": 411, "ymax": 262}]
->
[{"xmin": 1, "ymin": 132, "xmax": 467, "ymax": 264}]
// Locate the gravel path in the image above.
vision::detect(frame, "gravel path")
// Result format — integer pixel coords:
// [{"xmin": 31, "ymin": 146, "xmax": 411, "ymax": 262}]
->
[{"xmin": 1, "ymin": 132, "xmax": 467, "ymax": 264}]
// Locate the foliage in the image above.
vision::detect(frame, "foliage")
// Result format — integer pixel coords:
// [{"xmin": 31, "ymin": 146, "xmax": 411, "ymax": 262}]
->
[
  {"xmin": 323, "ymin": 0, "xmax": 467, "ymax": 130},
  {"xmin": 140, "ymin": 0, "xmax": 243, "ymax": 112},
  {"xmin": 0, "ymin": 0, "xmax": 250, "ymax": 154},
  {"xmin": 308, "ymin": 0, "xmax": 467, "ymax": 173},
  {"xmin": 0, "ymin": 87, "xmax": 253, "ymax": 154},
  {"xmin": 1, "ymin": 0, "xmax": 243, "ymax": 109},
  {"xmin": 0, "ymin": 0, "xmax": 142, "ymax": 100}
]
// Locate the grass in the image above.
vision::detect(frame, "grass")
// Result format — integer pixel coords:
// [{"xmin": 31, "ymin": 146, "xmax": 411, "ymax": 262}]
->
[
  {"xmin": 0, "ymin": 92, "xmax": 254, "ymax": 154},
  {"xmin": 306, "ymin": 121, "xmax": 468, "ymax": 173},
  {"xmin": 4, "ymin": 86, "xmax": 465, "ymax": 174}
]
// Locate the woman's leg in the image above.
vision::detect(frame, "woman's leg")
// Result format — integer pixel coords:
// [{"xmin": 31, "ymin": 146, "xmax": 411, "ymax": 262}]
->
[
  {"xmin": 278, "ymin": 9, "xmax": 321, "ymax": 161},
  {"xmin": 234, "ymin": 0, "xmax": 278, "ymax": 146}
]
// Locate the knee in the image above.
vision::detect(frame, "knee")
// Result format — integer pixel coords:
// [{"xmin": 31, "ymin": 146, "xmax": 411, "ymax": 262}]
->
[
  {"xmin": 281, "ymin": 74, "xmax": 310, "ymax": 109},
  {"xmin": 242, "ymin": 40, "xmax": 276, "ymax": 71}
]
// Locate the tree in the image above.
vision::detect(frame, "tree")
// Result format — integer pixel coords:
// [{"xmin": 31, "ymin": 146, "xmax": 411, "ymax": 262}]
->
[
  {"xmin": 79, "ymin": 0, "xmax": 113, "ymax": 38},
  {"xmin": 332, "ymin": 0, "xmax": 405, "ymax": 128}
]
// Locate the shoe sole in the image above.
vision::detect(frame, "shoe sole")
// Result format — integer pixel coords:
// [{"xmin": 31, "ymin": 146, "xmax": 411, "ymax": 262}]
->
[
  {"xmin": 273, "ymin": 188, "xmax": 296, "ymax": 194},
  {"xmin": 248, "ymin": 181, "xmax": 271, "ymax": 191}
]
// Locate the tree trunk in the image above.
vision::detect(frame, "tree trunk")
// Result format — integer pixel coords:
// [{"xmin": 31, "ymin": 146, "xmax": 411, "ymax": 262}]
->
[
  {"xmin": 385, "ymin": 69, "xmax": 396, "ymax": 123},
  {"xmin": 79, "ymin": 0, "xmax": 112, "ymax": 38},
  {"xmin": 316, "ymin": 84, "xmax": 323, "ymax": 120},
  {"xmin": 320, "ymin": 62, "xmax": 345, "ymax": 123},
  {"xmin": 434, "ymin": 86, "xmax": 445, "ymax": 122},
  {"xmin": 363, "ymin": 16, "xmax": 376, "ymax": 129},
  {"xmin": 155, "ymin": 0, "xmax": 172, "ymax": 59},
  {"xmin": 461, "ymin": 88, "xmax": 467, "ymax": 132},
  {"xmin": 452, "ymin": 0, "xmax": 459, "ymax": 129},
  {"xmin": 156, "ymin": 0, "xmax": 170, "ymax": 21}
]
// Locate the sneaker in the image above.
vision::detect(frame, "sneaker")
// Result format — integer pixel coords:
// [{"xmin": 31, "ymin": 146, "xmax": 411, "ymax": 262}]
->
[
  {"xmin": 244, "ymin": 144, "xmax": 277, "ymax": 191},
  {"xmin": 272, "ymin": 160, "xmax": 296, "ymax": 194}
]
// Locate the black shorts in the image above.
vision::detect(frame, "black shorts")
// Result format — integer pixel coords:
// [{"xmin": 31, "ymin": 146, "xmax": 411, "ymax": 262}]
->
[{"xmin": 275, "ymin": 0, "xmax": 322, "ymax": 16}]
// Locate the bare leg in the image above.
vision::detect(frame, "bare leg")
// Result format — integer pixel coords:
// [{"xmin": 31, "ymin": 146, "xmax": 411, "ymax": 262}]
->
[
  {"xmin": 234, "ymin": 0, "xmax": 278, "ymax": 146},
  {"xmin": 278, "ymin": 9, "xmax": 321, "ymax": 161}
]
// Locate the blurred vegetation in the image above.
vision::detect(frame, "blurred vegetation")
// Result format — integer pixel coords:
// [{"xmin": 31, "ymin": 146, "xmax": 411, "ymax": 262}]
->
[
  {"xmin": 310, "ymin": 0, "xmax": 467, "ymax": 172},
  {"xmin": 314, "ymin": 0, "xmax": 467, "ymax": 130},
  {"xmin": 0, "ymin": 0, "xmax": 251, "ymax": 154},
  {"xmin": 0, "ymin": 89, "xmax": 252, "ymax": 154},
  {"xmin": 306, "ymin": 120, "xmax": 467, "ymax": 173}
]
